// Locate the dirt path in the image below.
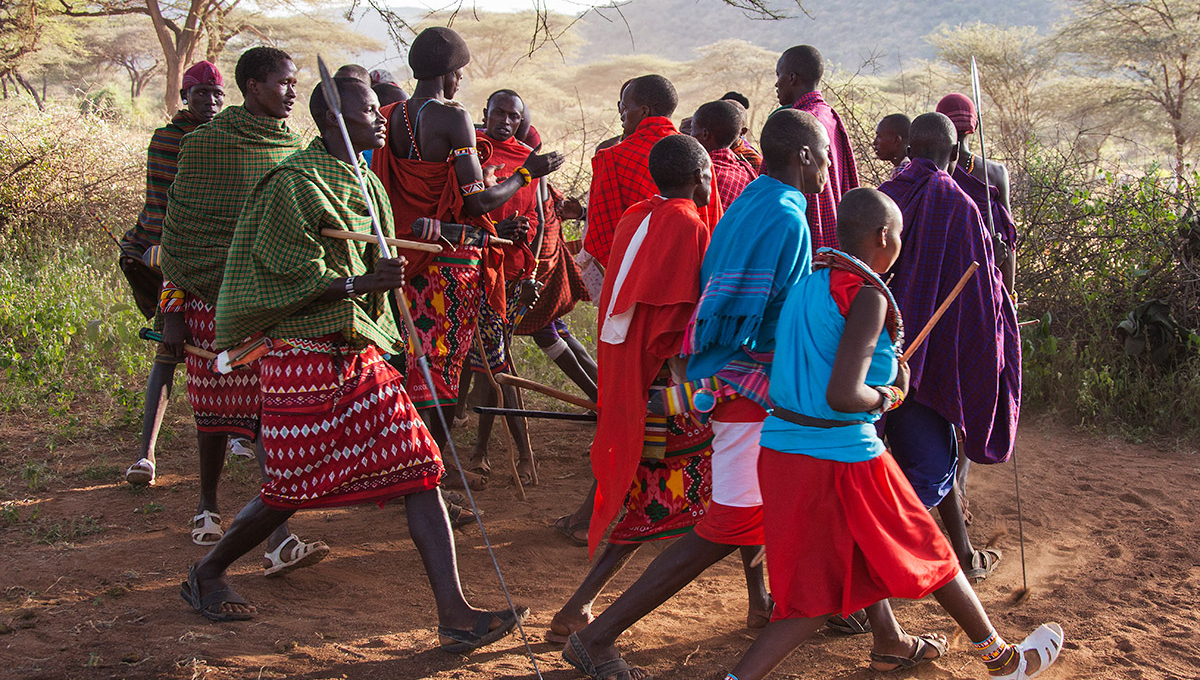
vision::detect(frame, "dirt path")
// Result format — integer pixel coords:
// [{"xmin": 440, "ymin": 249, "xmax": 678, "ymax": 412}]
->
[{"xmin": 1, "ymin": 413, "xmax": 1197, "ymax": 679}]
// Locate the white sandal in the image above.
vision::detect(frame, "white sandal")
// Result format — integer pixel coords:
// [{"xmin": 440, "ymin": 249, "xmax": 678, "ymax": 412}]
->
[
  {"xmin": 190, "ymin": 510, "xmax": 223, "ymax": 546},
  {"xmin": 125, "ymin": 458, "xmax": 156, "ymax": 485},
  {"xmin": 263, "ymin": 534, "xmax": 330, "ymax": 577},
  {"xmin": 993, "ymin": 623, "xmax": 1064, "ymax": 679}
]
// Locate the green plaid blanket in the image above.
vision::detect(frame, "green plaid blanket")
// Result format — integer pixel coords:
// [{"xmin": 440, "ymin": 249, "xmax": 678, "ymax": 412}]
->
[
  {"xmin": 215, "ymin": 139, "xmax": 403, "ymax": 353},
  {"xmin": 160, "ymin": 106, "xmax": 304, "ymax": 303}
]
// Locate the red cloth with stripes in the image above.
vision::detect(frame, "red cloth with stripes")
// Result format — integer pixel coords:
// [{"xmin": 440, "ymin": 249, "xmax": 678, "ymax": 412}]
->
[
  {"xmin": 183, "ymin": 296, "xmax": 259, "ymax": 439},
  {"xmin": 710, "ymin": 146, "xmax": 759, "ymax": 206},
  {"xmin": 257, "ymin": 337, "xmax": 443, "ymax": 510},
  {"xmin": 791, "ymin": 91, "xmax": 859, "ymax": 250},
  {"xmin": 588, "ymin": 196, "xmax": 712, "ymax": 556},
  {"xmin": 583, "ymin": 117, "xmax": 723, "ymax": 267},
  {"xmin": 758, "ymin": 446, "xmax": 959, "ymax": 620}
]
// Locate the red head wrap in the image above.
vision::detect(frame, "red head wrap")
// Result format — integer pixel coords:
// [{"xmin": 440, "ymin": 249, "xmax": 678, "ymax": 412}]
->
[
  {"xmin": 936, "ymin": 93, "xmax": 977, "ymax": 135},
  {"xmin": 182, "ymin": 61, "xmax": 223, "ymax": 92}
]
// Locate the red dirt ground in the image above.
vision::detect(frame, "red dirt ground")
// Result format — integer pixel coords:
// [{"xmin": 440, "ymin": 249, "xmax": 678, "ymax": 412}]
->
[{"xmin": 1, "ymin": 412, "xmax": 1197, "ymax": 679}]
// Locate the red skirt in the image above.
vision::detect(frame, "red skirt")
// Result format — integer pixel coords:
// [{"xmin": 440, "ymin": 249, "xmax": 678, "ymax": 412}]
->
[
  {"xmin": 758, "ymin": 447, "xmax": 959, "ymax": 620},
  {"xmin": 258, "ymin": 337, "xmax": 443, "ymax": 510},
  {"xmin": 183, "ymin": 297, "xmax": 259, "ymax": 439},
  {"xmin": 609, "ymin": 413, "xmax": 713, "ymax": 544},
  {"xmin": 403, "ymin": 249, "xmax": 485, "ymax": 409},
  {"xmin": 694, "ymin": 502, "xmax": 764, "ymax": 545}
]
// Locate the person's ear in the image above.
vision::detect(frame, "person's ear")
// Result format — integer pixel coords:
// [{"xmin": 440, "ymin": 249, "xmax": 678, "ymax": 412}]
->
[
  {"xmin": 878, "ymin": 225, "xmax": 889, "ymax": 248},
  {"xmin": 799, "ymin": 145, "xmax": 812, "ymax": 166},
  {"xmin": 179, "ymin": 89, "xmax": 188, "ymax": 104}
]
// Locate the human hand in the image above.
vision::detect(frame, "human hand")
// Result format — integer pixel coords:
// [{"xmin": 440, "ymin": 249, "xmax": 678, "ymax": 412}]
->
[
  {"xmin": 894, "ymin": 359, "xmax": 910, "ymax": 395},
  {"xmin": 363, "ymin": 257, "xmax": 407, "ymax": 292},
  {"xmin": 161, "ymin": 312, "xmax": 190, "ymax": 358},
  {"xmin": 560, "ymin": 196, "xmax": 584, "ymax": 220},
  {"xmin": 523, "ymin": 150, "xmax": 564, "ymax": 178},
  {"xmin": 496, "ymin": 216, "xmax": 531, "ymax": 243},
  {"xmin": 516, "ymin": 278, "xmax": 542, "ymax": 307}
]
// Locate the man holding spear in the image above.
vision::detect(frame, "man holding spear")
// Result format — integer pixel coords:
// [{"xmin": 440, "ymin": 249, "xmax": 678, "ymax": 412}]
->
[
  {"xmin": 186, "ymin": 77, "xmax": 527, "ymax": 652},
  {"xmin": 877, "ymin": 112, "xmax": 1022, "ymax": 582}
]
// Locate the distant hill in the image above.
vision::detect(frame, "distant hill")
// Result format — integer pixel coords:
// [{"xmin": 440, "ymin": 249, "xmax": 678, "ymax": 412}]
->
[
  {"xmin": 353, "ymin": 0, "xmax": 1067, "ymax": 75},
  {"xmin": 574, "ymin": 0, "xmax": 1067, "ymax": 69}
]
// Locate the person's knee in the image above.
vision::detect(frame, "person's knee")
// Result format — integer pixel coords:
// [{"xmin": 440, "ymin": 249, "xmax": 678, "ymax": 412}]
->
[{"xmin": 538, "ymin": 336, "xmax": 570, "ymax": 360}]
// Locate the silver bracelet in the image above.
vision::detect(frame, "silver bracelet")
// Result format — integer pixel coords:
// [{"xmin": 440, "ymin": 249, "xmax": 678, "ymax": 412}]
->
[{"xmin": 345, "ymin": 276, "xmax": 357, "ymax": 298}]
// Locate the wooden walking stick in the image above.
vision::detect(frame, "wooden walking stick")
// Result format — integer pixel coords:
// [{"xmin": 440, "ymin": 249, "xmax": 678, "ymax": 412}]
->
[
  {"xmin": 473, "ymin": 330, "xmax": 527, "ymax": 500},
  {"xmin": 317, "ymin": 57, "xmax": 543, "ymax": 678},
  {"xmin": 901, "ymin": 262, "xmax": 980, "ymax": 362},
  {"xmin": 495, "ymin": 374, "xmax": 597, "ymax": 411},
  {"xmin": 320, "ymin": 228, "xmax": 442, "ymax": 253}
]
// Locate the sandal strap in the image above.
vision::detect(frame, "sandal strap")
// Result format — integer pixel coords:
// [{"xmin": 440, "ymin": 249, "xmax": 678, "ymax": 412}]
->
[
  {"xmin": 264, "ymin": 534, "xmax": 301, "ymax": 562},
  {"xmin": 198, "ymin": 586, "xmax": 249, "ymax": 610}
]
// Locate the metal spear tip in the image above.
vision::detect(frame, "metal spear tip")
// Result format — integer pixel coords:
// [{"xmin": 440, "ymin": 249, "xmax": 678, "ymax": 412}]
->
[{"xmin": 316, "ymin": 55, "xmax": 342, "ymax": 116}]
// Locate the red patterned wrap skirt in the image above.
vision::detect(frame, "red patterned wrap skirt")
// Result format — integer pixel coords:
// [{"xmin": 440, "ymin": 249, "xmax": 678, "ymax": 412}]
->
[
  {"xmin": 758, "ymin": 447, "xmax": 960, "ymax": 620},
  {"xmin": 609, "ymin": 412, "xmax": 714, "ymax": 544},
  {"xmin": 257, "ymin": 336, "xmax": 443, "ymax": 510},
  {"xmin": 183, "ymin": 296, "xmax": 259, "ymax": 439},
  {"xmin": 403, "ymin": 248, "xmax": 485, "ymax": 409}
]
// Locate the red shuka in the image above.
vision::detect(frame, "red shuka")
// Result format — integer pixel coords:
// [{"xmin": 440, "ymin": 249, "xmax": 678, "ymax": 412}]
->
[
  {"xmin": 372, "ymin": 101, "xmax": 507, "ymax": 315},
  {"xmin": 584, "ymin": 117, "xmax": 723, "ymax": 267},
  {"xmin": 588, "ymin": 196, "xmax": 712, "ymax": 556},
  {"xmin": 477, "ymin": 129, "xmax": 537, "ymax": 281}
]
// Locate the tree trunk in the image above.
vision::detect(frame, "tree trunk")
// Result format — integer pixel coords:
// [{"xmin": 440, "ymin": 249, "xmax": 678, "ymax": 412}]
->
[
  {"xmin": 146, "ymin": 0, "xmax": 207, "ymax": 115},
  {"xmin": 11, "ymin": 70, "xmax": 44, "ymax": 110}
]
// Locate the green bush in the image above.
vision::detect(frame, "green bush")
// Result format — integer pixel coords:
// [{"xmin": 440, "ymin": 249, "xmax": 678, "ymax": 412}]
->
[
  {"xmin": 1016, "ymin": 145, "xmax": 1200, "ymax": 440},
  {"xmin": 0, "ymin": 245, "xmax": 148, "ymax": 414}
]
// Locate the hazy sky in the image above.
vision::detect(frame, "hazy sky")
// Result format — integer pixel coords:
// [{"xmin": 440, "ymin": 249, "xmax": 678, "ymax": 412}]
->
[{"xmin": 419, "ymin": 0, "xmax": 600, "ymax": 14}]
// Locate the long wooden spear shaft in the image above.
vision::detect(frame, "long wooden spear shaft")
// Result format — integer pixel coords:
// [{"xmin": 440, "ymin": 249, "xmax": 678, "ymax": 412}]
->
[{"xmin": 315, "ymin": 57, "xmax": 543, "ymax": 678}]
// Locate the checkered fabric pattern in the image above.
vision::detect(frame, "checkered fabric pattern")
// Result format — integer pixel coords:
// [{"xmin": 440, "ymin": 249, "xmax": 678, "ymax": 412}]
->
[
  {"xmin": 710, "ymin": 147, "xmax": 759, "ymax": 206},
  {"xmin": 215, "ymin": 139, "xmax": 403, "ymax": 355},
  {"xmin": 878, "ymin": 157, "xmax": 1021, "ymax": 465},
  {"xmin": 160, "ymin": 105, "xmax": 303, "ymax": 304},
  {"xmin": 583, "ymin": 116, "xmax": 678, "ymax": 267},
  {"xmin": 732, "ymin": 136, "xmax": 763, "ymax": 170},
  {"xmin": 792, "ymin": 91, "xmax": 859, "ymax": 250}
]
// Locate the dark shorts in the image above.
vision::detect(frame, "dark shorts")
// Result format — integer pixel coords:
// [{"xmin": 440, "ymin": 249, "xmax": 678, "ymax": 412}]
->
[{"xmin": 882, "ymin": 400, "xmax": 958, "ymax": 509}]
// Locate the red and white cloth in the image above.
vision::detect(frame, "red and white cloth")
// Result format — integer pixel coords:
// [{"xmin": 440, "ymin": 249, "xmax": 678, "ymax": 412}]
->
[
  {"xmin": 183, "ymin": 296, "xmax": 259, "ymax": 439},
  {"xmin": 258, "ymin": 336, "xmax": 443, "ymax": 510}
]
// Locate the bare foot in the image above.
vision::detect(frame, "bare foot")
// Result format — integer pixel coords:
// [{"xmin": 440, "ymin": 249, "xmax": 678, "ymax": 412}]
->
[
  {"xmin": 517, "ymin": 456, "xmax": 536, "ymax": 486},
  {"xmin": 548, "ymin": 607, "xmax": 593, "ymax": 643}
]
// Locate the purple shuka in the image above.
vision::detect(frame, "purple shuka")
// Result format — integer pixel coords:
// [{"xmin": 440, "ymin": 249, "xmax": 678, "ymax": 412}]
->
[
  {"xmin": 878, "ymin": 157, "xmax": 1021, "ymax": 465},
  {"xmin": 952, "ymin": 165, "xmax": 1018, "ymax": 246}
]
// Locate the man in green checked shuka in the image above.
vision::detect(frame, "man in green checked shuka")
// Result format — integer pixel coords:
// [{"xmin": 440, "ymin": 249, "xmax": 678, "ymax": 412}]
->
[
  {"xmin": 184, "ymin": 77, "xmax": 527, "ymax": 654},
  {"xmin": 154, "ymin": 45, "xmax": 328, "ymax": 574}
]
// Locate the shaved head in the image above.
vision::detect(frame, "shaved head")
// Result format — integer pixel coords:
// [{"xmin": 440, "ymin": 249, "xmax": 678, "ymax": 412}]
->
[
  {"xmin": 692, "ymin": 100, "xmax": 745, "ymax": 149},
  {"xmin": 837, "ymin": 187, "xmax": 902, "ymax": 250},
  {"xmin": 878, "ymin": 113, "xmax": 910, "ymax": 138},
  {"xmin": 761, "ymin": 108, "xmax": 827, "ymax": 170},
  {"xmin": 907, "ymin": 112, "xmax": 958, "ymax": 167},
  {"xmin": 626, "ymin": 74, "xmax": 678, "ymax": 118},
  {"xmin": 779, "ymin": 45, "xmax": 824, "ymax": 87}
]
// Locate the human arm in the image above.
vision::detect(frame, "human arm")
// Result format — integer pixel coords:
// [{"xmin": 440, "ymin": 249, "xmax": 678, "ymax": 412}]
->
[
  {"xmin": 440, "ymin": 107, "xmax": 563, "ymax": 216},
  {"xmin": 826, "ymin": 287, "xmax": 901, "ymax": 413},
  {"xmin": 315, "ymin": 256, "xmax": 407, "ymax": 303}
]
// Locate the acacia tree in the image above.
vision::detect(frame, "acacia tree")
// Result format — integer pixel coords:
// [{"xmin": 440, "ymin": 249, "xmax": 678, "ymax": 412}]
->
[
  {"xmin": 59, "ymin": 0, "xmax": 216, "ymax": 113},
  {"xmin": 685, "ymin": 39, "xmax": 777, "ymax": 135},
  {"xmin": 0, "ymin": 0, "xmax": 58, "ymax": 108},
  {"xmin": 1059, "ymin": 0, "xmax": 1200, "ymax": 178},
  {"xmin": 929, "ymin": 23, "xmax": 1059, "ymax": 158},
  {"xmin": 82, "ymin": 18, "xmax": 161, "ymax": 97}
]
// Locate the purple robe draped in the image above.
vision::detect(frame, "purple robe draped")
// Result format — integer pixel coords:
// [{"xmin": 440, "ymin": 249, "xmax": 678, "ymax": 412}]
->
[{"xmin": 878, "ymin": 157, "xmax": 1021, "ymax": 464}]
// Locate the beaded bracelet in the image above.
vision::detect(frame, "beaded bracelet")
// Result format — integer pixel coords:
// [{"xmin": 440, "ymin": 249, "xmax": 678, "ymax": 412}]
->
[
  {"xmin": 345, "ymin": 276, "xmax": 359, "ymax": 298},
  {"xmin": 159, "ymin": 284, "xmax": 185, "ymax": 314},
  {"xmin": 451, "ymin": 146, "xmax": 478, "ymax": 159},
  {"xmin": 872, "ymin": 384, "xmax": 905, "ymax": 413},
  {"xmin": 515, "ymin": 166, "xmax": 532, "ymax": 187},
  {"xmin": 460, "ymin": 180, "xmax": 485, "ymax": 196}
]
